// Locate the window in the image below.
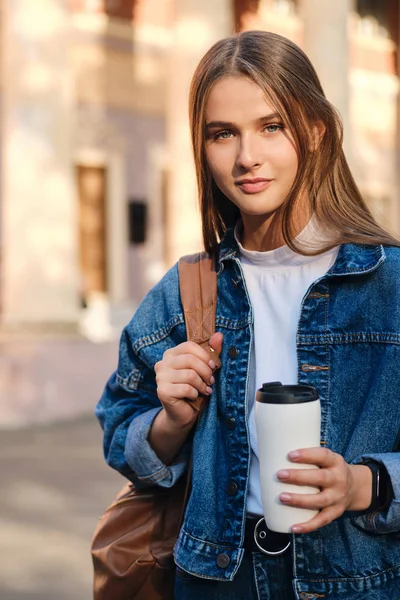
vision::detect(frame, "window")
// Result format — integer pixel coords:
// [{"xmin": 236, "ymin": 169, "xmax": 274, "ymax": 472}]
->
[
  {"xmin": 356, "ymin": 0, "xmax": 391, "ymax": 38},
  {"xmin": 272, "ymin": 0, "xmax": 297, "ymax": 16},
  {"xmin": 128, "ymin": 200, "xmax": 148, "ymax": 245}
]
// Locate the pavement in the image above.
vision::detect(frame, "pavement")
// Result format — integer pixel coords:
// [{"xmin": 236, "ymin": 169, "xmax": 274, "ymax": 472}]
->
[{"xmin": 0, "ymin": 414, "xmax": 123, "ymax": 600}]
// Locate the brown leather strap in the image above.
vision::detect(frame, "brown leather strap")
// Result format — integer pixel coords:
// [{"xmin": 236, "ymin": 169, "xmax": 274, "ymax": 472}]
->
[
  {"xmin": 178, "ymin": 252, "xmax": 221, "ymax": 413},
  {"xmin": 177, "ymin": 252, "xmax": 219, "ymax": 529},
  {"xmin": 178, "ymin": 252, "xmax": 218, "ymax": 347}
]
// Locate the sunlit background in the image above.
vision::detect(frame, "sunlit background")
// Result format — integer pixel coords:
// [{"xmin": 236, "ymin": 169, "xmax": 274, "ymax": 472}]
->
[{"xmin": 0, "ymin": 0, "xmax": 399, "ymax": 598}]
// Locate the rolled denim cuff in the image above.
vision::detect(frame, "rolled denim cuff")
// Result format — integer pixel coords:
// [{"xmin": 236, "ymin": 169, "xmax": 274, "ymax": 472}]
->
[
  {"xmin": 351, "ymin": 453, "xmax": 400, "ymax": 534},
  {"xmin": 124, "ymin": 407, "xmax": 190, "ymax": 488}
]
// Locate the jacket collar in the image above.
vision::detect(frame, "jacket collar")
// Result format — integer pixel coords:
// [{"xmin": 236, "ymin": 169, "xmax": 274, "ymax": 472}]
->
[
  {"xmin": 327, "ymin": 243, "xmax": 385, "ymax": 276},
  {"xmin": 218, "ymin": 228, "xmax": 386, "ymax": 277},
  {"xmin": 218, "ymin": 228, "xmax": 239, "ymax": 264}
]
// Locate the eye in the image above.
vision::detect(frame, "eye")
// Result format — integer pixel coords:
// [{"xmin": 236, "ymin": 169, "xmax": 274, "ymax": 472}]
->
[
  {"xmin": 214, "ymin": 130, "xmax": 234, "ymax": 140},
  {"xmin": 264, "ymin": 123, "xmax": 283, "ymax": 133}
]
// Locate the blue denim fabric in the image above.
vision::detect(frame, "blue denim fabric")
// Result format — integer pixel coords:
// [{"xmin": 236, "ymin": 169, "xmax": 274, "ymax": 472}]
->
[
  {"xmin": 124, "ymin": 406, "xmax": 190, "ymax": 487},
  {"xmin": 174, "ymin": 551, "xmax": 295, "ymax": 600},
  {"xmin": 96, "ymin": 229, "xmax": 400, "ymax": 599}
]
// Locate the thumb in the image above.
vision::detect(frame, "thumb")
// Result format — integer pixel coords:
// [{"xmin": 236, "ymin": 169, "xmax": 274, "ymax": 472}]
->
[{"xmin": 209, "ymin": 332, "xmax": 223, "ymax": 356}]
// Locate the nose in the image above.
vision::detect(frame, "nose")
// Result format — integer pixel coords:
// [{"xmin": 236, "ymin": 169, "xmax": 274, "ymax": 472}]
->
[{"xmin": 236, "ymin": 133, "xmax": 262, "ymax": 171}]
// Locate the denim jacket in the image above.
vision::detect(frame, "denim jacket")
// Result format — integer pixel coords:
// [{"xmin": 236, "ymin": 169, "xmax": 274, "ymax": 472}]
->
[{"xmin": 96, "ymin": 230, "xmax": 400, "ymax": 600}]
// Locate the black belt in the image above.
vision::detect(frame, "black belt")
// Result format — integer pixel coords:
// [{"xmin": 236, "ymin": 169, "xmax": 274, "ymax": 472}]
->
[{"xmin": 244, "ymin": 516, "xmax": 291, "ymax": 556}]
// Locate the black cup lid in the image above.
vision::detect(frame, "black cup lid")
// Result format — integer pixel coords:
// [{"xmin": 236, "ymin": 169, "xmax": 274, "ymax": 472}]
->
[{"xmin": 256, "ymin": 382, "xmax": 319, "ymax": 404}]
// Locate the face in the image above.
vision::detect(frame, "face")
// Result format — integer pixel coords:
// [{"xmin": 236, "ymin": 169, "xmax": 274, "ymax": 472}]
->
[{"xmin": 205, "ymin": 76, "xmax": 299, "ymax": 222}]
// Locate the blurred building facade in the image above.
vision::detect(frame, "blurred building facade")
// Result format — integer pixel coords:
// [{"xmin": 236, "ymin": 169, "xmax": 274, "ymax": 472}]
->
[{"xmin": 0, "ymin": 0, "xmax": 399, "ymax": 425}]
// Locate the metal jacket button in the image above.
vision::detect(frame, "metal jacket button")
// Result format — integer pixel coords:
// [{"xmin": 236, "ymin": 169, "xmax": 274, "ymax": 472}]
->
[
  {"xmin": 216, "ymin": 553, "xmax": 230, "ymax": 569},
  {"xmin": 228, "ymin": 346, "xmax": 239, "ymax": 359},
  {"xmin": 225, "ymin": 416, "xmax": 236, "ymax": 430},
  {"xmin": 226, "ymin": 481, "xmax": 238, "ymax": 496}
]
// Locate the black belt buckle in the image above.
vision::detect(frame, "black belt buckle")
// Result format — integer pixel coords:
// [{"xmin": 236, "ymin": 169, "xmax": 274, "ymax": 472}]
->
[{"xmin": 254, "ymin": 518, "xmax": 291, "ymax": 556}]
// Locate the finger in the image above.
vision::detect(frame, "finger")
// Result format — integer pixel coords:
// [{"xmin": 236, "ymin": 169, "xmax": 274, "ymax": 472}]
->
[
  {"xmin": 288, "ymin": 447, "xmax": 337, "ymax": 468},
  {"xmin": 204, "ymin": 345, "xmax": 221, "ymax": 371},
  {"xmin": 279, "ymin": 489, "xmax": 334, "ymax": 511},
  {"xmin": 291, "ymin": 506, "xmax": 340, "ymax": 534},
  {"xmin": 199, "ymin": 333, "xmax": 223, "ymax": 371},
  {"xmin": 169, "ymin": 354, "xmax": 214, "ymax": 384},
  {"xmin": 209, "ymin": 332, "xmax": 224, "ymax": 356},
  {"xmin": 170, "ymin": 369, "xmax": 213, "ymax": 396},
  {"xmin": 166, "ymin": 341, "xmax": 213, "ymax": 365},
  {"xmin": 277, "ymin": 467, "xmax": 332, "ymax": 489},
  {"xmin": 161, "ymin": 382, "xmax": 200, "ymax": 403}
]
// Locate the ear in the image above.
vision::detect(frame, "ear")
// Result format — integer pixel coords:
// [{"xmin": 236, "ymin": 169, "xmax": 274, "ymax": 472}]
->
[{"xmin": 310, "ymin": 121, "xmax": 326, "ymax": 151}]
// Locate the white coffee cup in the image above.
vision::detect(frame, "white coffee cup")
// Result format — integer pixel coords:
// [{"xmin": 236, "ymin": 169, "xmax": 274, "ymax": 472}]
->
[{"xmin": 255, "ymin": 382, "xmax": 321, "ymax": 533}]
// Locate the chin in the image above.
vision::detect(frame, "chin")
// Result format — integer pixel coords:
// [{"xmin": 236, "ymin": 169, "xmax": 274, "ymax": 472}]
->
[{"xmin": 240, "ymin": 204, "xmax": 285, "ymax": 218}]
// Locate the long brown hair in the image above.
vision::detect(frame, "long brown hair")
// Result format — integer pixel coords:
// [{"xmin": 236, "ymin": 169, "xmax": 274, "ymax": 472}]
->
[{"xmin": 189, "ymin": 30, "xmax": 399, "ymax": 254}]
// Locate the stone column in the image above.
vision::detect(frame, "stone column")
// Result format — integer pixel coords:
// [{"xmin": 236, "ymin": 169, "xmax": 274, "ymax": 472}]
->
[
  {"xmin": 0, "ymin": 0, "xmax": 80, "ymax": 328},
  {"xmin": 166, "ymin": 0, "xmax": 233, "ymax": 266},
  {"xmin": 301, "ymin": 0, "xmax": 352, "ymax": 158}
]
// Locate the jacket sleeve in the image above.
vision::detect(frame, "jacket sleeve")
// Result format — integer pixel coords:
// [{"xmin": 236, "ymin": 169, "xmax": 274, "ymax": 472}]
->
[
  {"xmin": 95, "ymin": 265, "xmax": 191, "ymax": 488},
  {"xmin": 351, "ymin": 452, "xmax": 400, "ymax": 535}
]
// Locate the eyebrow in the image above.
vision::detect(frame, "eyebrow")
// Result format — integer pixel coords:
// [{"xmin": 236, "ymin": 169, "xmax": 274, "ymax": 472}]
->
[{"xmin": 205, "ymin": 112, "xmax": 281, "ymax": 130}]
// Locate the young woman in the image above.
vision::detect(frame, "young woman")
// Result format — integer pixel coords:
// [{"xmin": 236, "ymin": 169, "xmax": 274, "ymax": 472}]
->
[{"xmin": 96, "ymin": 31, "xmax": 400, "ymax": 599}]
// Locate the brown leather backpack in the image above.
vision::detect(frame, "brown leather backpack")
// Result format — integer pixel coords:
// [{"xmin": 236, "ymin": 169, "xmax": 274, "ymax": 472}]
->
[{"xmin": 91, "ymin": 252, "xmax": 219, "ymax": 600}]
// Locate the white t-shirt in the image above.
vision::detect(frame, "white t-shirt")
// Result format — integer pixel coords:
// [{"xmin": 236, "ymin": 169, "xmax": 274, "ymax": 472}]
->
[{"xmin": 235, "ymin": 218, "xmax": 339, "ymax": 516}]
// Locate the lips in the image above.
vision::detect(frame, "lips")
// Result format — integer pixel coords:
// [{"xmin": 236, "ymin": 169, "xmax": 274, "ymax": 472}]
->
[{"xmin": 235, "ymin": 178, "xmax": 273, "ymax": 194}]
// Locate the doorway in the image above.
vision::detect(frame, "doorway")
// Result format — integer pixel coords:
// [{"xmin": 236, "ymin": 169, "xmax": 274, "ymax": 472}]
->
[{"xmin": 75, "ymin": 165, "xmax": 108, "ymax": 307}]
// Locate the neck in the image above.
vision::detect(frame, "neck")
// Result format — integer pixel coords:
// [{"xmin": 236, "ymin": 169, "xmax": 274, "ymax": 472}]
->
[{"xmin": 240, "ymin": 202, "xmax": 312, "ymax": 252}]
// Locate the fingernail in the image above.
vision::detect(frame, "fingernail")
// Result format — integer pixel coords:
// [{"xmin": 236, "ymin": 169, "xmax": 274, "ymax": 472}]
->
[
  {"xmin": 206, "ymin": 386, "xmax": 213, "ymax": 395},
  {"xmin": 209, "ymin": 360, "xmax": 216, "ymax": 369},
  {"xmin": 288, "ymin": 450, "xmax": 300, "ymax": 460},
  {"xmin": 277, "ymin": 470, "xmax": 289, "ymax": 480},
  {"xmin": 292, "ymin": 526, "xmax": 303, "ymax": 534},
  {"xmin": 280, "ymin": 493, "xmax": 291, "ymax": 502},
  {"xmin": 209, "ymin": 375, "xmax": 215, "ymax": 385}
]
